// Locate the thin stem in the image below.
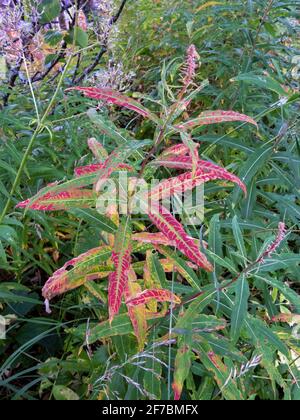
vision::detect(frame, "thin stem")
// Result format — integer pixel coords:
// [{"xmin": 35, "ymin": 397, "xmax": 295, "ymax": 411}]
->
[
  {"xmin": 0, "ymin": 55, "xmax": 73, "ymax": 225},
  {"xmin": 22, "ymin": 54, "xmax": 40, "ymax": 123}
]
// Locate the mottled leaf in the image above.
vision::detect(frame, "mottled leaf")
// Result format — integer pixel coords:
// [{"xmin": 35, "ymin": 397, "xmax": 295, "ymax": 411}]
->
[
  {"xmin": 108, "ymin": 217, "xmax": 132, "ymax": 322},
  {"xmin": 42, "ymin": 246, "xmax": 111, "ymax": 301}
]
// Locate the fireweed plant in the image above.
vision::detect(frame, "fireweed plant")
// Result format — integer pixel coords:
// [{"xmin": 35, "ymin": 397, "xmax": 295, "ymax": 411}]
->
[{"xmin": 14, "ymin": 44, "xmax": 291, "ymax": 400}]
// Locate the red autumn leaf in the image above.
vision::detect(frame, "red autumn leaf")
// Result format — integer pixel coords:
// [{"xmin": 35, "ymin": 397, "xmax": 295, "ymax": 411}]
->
[
  {"xmin": 175, "ymin": 110, "xmax": 257, "ymax": 130},
  {"xmin": 126, "ymin": 288, "xmax": 181, "ymax": 306},
  {"xmin": 74, "ymin": 162, "xmax": 133, "ymax": 177},
  {"xmin": 132, "ymin": 232, "xmax": 201, "ymax": 249},
  {"xmin": 42, "ymin": 246, "xmax": 111, "ymax": 301},
  {"xmin": 16, "ymin": 189, "xmax": 95, "ymax": 211},
  {"xmin": 132, "ymin": 232, "xmax": 177, "ymax": 247},
  {"xmin": 160, "ymin": 143, "xmax": 190, "ymax": 158},
  {"xmin": 151, "ymin": 155, "xmax": 246, "ymax": 194},
  {"xmin": 147, "ymin": 204, "xmax": 213, "ymax": 271},
  {"xmin": 108, "ymin": 217, "xmax": 132, "ymax": 322},
  {"xmin": 87, "ymin": 138, "xmax": 108, "ymax": 162},
  {"xmin": 74, "ymin": 163, "xmax": 104, "ymax": 177},
  {"xmin": 148, "ymin": 167, "xmax": 246, "ymax": 201},
  {"xmin": 67, "ymin": 87, "xmax": 160, "ymax": 123}
]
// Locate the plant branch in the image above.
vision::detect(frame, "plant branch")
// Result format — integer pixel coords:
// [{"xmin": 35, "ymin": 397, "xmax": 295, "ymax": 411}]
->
[{"xmin": 73, "ymin": 0, "xmax": 128, "ymax": 84}]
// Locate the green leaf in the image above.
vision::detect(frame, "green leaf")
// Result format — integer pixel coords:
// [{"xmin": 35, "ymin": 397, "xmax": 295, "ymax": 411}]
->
[
  {"xmin": 232, "ymin": 73, "xmax": 288, "ymax": 96},
  {"xmin": 52, "ymin": 385, "xmax": 79, "ymax": 401},
  {"xmin": 66, "ymin": 27, "xmax": 89, "ymax": 48},
  {"xmin": 69, "ymin": 209, "xmax": 117, "ymax": 234},
  {"xmin": 254, "ymin": 275, "xmax": 300, "ymax": 313},
  {"xmin": 246, "ymin": 317, "xmax": 289, "ymax": 357},
  {"xmin": 232, "ymin": 216, "xmax": 247, "ymax": 264},
  {"xmin": 205, "ymin": 250, "xmax": 238, "ymax": 274},
  {"xmin": 147, "ymin": 252, "xmax": 168, "ymax": 288},
  {"xmin": 175, "ymin": 286, "xmax": 216, "ymax": 330},
  {"xmin": 39, "ymin": 0, "xmax": 61, "ymax": 24},
  {"xmin": 232, "ymin": 144, "xmax": 273, "ymax": 204},
  {"xmin": 255, "ymin": 254, "xmax": 300, "ymax": 273},
  {"xmin": 0, "ymin": 225, "xmax": 17, "ymax": 244},
  {"xmin": 73, "ymin": 313, "xmax": 133, "ymax": 344},
  {"xmin": 157, "ymin": 246, "xmax": 201, "ymax": 291},
  {"xmin": 194, "ymin": 340, "xmax": 244, "ymax": 400},
  {"xmin": 230, "ymin": 275, "xmax": 250, "ymax": 343},
  {"xmin": 44, "ymin": 30, "xmax": 63, "ymax": 46},
  {"xmin": 172, "ymin": 335, "xmax": 193, "ymax": 400}
]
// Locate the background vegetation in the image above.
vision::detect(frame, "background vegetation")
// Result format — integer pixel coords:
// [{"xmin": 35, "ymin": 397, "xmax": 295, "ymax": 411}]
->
[{"xmin": 0, "ymin": 0, "xmax": 299, "ymax": 400}]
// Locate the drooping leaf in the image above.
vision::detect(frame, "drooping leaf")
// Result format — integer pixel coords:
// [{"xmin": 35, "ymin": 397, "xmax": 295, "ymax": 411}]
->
[
  {"xmin": 68, "ymin": 87, "xmax": 160, "ymax": 124},
  {"xmin": 126, "ymin": 288, "xmax": 181, "ymax": 306},
  {"xmin": 231, "ymin": 73, "xmax": 288, "ymax": 96},
  {"xmin": 146, "ymin": 204, "xmax": 213, "ymax": 271},
  {"xmin": 125, "ymin": 268, "xmax": 147, "ymax": 351},
  {"xmin": 42, "ymin": 246, "xmax": 111, "ymax": 301},
  {"xmin": 108, "ymin": 217, "xmax": 132, "ymax": 322},
  {"xmin": 175, "ymin": 110, "xmax": 257, "ymax": 130}
]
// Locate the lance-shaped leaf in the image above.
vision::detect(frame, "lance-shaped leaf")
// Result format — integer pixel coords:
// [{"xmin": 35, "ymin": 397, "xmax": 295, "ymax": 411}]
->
[
  {"xmin": 68, "ymin": 87, "xmax": 160, "ymax": 124},
  {"xmin": 108, "ymin": 217, "xmax": 132, "ymax": 322},
  {"xmin": 172, "ymin": 339, "xmax": 192, "ymax": 400},
  {"xmin": 74, "ymin": 162, "xmax": 133, "ymax": 177},
  {"xmin": 176, "ymin": 110, "xmax": 257, "ymax": 130},
  {"xmin": 74, "ymin": 163, "xmax": 104, "ymax": 177},
  {"xmin": 125, "ymin": 268, "xmax": 147, "ymax": 351},
  {"xmin": 16, "ymin": 189, "xmax": 96, "ymax": 211},
  {"xmin": 146, "ymin": 204, "xmax": 213, "ymax": 271},
  {"xmin": 26, "ymin": 141, "xmax": 149, "ymax": 209},
  {"xmin": 180, "ymin": 132, "xmax": 199, "ymax": 177},
  {"xmin": 150, "ymin": 155, "xmax": 246, "ymax": 195},
  {"xmin": 95, "ymin": 141, "xmax": 150, "ymax": 192},
  {"xmin": 132, "ymin": 232, "xmax": 201, "ymax": 250},
  {"xmin": 160, "ymin": 143, "xmax": 190, "ymax": 158},
  {"xmin": 126, "ymin": 288, "xmax": 181, "ymax": 306},
  {"xmin": 148, "ymin": 168, "xmax": 246, "ymax": 202},
  {"xmin": 42, "ymin": 246, "xmax": 111, "ymax": 301},
  {"xmin": 194, "ymin": 340, "xmax": 244, "ymax": 400},
  {"xmin": 87, "ymin": 138, "xmax": 108, "ymax": 162}
]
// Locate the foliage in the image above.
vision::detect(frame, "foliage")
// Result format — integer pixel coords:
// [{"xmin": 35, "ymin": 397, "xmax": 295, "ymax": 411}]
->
[{"xmin": 0, "ymin": 0, "xmax": 299, "ymax": 401}]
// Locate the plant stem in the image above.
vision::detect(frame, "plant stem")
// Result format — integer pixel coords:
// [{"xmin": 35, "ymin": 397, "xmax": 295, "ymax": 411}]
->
[{"xmin": 0, "ymin": 56, "xmax": 73, "ymax": 225}]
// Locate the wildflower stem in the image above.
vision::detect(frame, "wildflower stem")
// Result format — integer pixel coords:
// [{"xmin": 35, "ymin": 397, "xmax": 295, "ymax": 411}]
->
[{"xmin": 0, "ymin": 55, "xmax": 73, "ymax": 225}]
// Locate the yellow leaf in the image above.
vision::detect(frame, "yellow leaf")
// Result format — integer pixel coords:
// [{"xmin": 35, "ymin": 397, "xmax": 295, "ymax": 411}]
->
[{"xmin": 196, "ymin": 2, "xmax": 223, "ymax": 13}]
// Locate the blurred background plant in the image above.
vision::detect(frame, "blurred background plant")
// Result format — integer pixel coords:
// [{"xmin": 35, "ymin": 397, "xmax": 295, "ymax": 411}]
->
[{"xmin": 0, "ymin": 0, "xmax": 299, "ymax": 400}]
